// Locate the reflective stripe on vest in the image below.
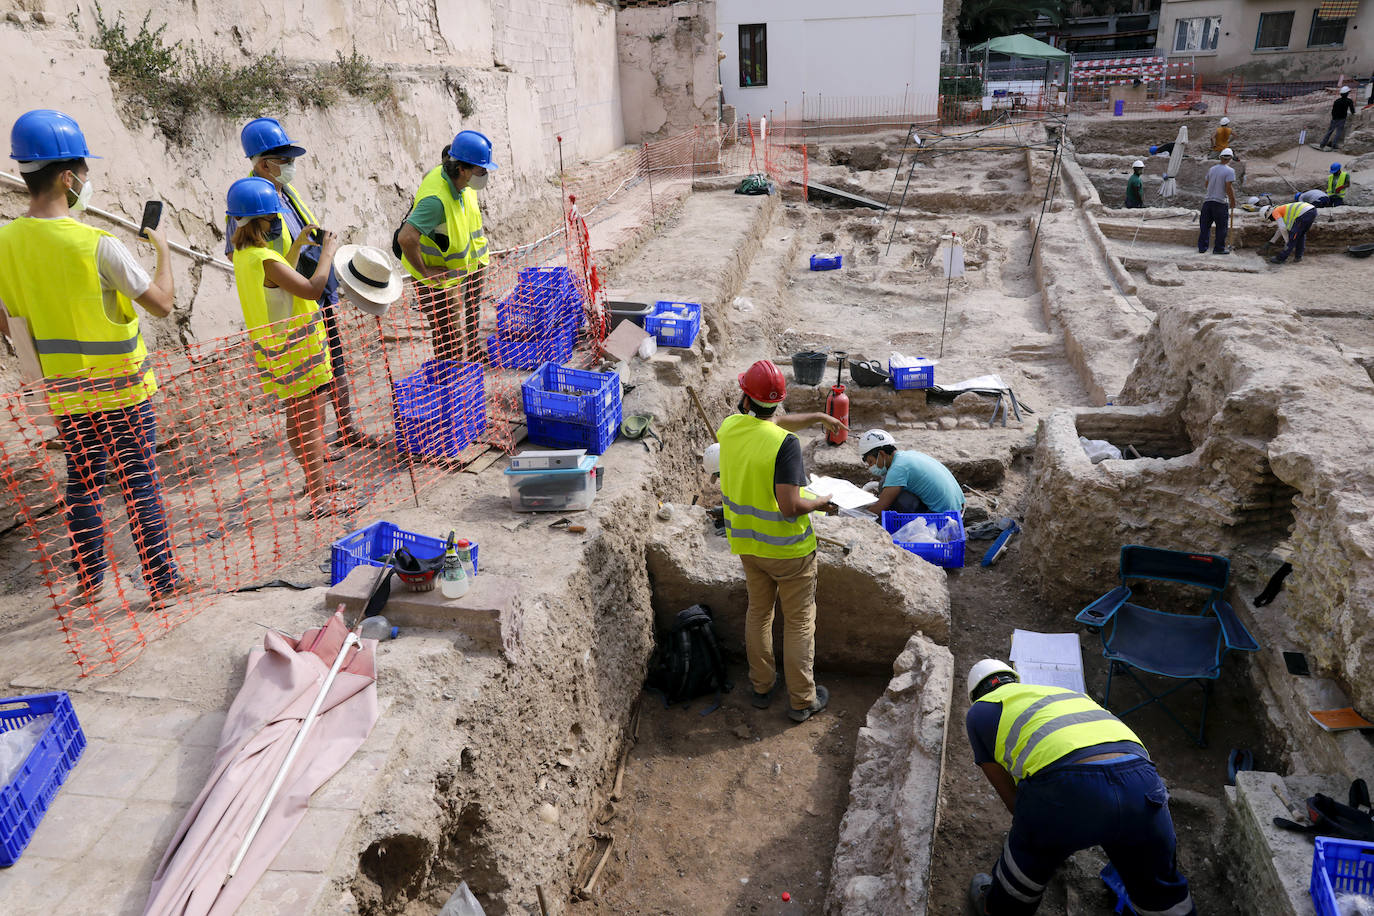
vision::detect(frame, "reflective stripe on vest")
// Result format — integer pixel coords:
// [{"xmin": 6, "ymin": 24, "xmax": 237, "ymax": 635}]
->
[
  {"xmin": 232, "ymin": 246, "xmax": 333, "ymax": 400},
  {"xmin": 0, "ymin": 217, "xmax": 156, "ymax": 416},
  {"xmin": 978, "ymin": 683, "xmax": 1145, "ymax": 782},
  {"xmin": 1274, "ymin": 202, "xmax": 1313, "ymax": 229},
  {"xmin": 402, "ymin": 166, "xmax": 489, "ymax": 288},
  {"xmin": 1328, "ymin": 171, "xmax": 1349, "ymax": 196},
  {"xmin": 717, "ymin": 413, "xmax": 817, "ymax": 559}
]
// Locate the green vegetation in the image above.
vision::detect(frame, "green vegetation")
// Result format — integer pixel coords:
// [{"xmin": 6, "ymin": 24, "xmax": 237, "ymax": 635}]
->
[
  {"xmin": 81, "ymin": 4, "xmax": 393, "ymax": 142},
  {"xmin": 940, "ymin": 66, "xmax": 984, "ymax": 99}
]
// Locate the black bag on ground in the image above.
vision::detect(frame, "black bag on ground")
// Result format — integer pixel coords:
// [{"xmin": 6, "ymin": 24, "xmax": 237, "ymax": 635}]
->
[
  {"xmin": 1274, "ymin": 779, "xmax": 1374, "ymax": 841},
  {"xmin": 645, "ymin": 604, "xmax": 732, "ymax": 704}
]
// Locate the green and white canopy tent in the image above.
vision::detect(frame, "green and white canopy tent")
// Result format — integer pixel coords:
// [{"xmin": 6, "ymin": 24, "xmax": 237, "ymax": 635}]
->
[{"xmin": 966, "ymin": 34, "xmax": 1072, "ymax": 104}]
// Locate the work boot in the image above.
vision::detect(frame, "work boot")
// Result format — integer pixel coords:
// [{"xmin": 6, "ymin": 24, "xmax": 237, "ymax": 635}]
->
[
  {"xmin": 1269, "ymin": 256, "xmax": 1286, "ymax": 265},
  {"xmin": 968, "ymin": 873, "xmax": 992, "ymax": 915},
  {"xmin": 752, "ymin": 674, "xmax": 780, "ymax": 709},
  {"xmin": 788, "ymin": 685, "xmax": 829, "ymax": 723}
]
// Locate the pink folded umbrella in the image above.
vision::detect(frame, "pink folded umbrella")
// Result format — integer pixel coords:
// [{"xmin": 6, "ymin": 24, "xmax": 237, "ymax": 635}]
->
[{"xmin": 144, "ymin": 611, "xmax": 378, "ymax": 916}]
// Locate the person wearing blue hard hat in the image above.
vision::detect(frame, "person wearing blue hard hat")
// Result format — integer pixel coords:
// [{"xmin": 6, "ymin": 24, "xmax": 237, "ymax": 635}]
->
[
  {"xmin": 1326, "ymin": 161, "xmax": 1350, "ymax": 206},
  {"xmin": 0, "ymin": 109, "xmax": 192, "ymax": 608},
  {"xmin": 228, "ymin": 118, "xmax": 369, "ymax": 451},
  {"xmin": 397, "ymin": 129, "xmax": 497, "ymax": 364},
  {"xmin": 226, "ymin": 176, "xmax": 351, "ymax": 518}
]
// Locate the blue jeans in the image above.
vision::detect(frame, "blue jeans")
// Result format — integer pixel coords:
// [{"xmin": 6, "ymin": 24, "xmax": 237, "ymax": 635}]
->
[
  {"xmin": 1321, "ymin": 118, "xmax": 1348, "ymax": 149},
  {"xmin": 57, "ymin": 400, "xmax": 180, "ymax": 594},
  {"xmin": 1274, "ymin": 209, "xmax": 1317, "ymax": 263},
  {"xmin": 985, "ymin": 756, "xmax": 1194, "ymax": 915},
  {"xmin": 1198, "ymin": 201, "xmax": 1229, "ymax": 253}
]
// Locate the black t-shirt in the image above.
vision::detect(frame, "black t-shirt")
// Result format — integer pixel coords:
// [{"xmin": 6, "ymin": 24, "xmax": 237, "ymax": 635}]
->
[
  {"xmin": 1333, "ymin": 97, "xmax": 1356, "ymax": 120},
  {"xmin": 773, "ymin": 433, "xmax": 806, "ymax": 486}
]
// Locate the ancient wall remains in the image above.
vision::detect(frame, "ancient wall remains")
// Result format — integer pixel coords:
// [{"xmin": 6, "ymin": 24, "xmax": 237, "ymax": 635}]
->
[{"xmin": 618, "ymin": 0, "xmax": 720, "ymax": 143}]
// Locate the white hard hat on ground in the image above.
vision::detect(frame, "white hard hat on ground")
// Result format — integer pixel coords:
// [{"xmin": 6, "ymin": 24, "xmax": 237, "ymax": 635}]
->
[
  {"xmin": 1220, "ymin": 147, "xmax": 1234, "ymax": 158},
  {"xmin": 968, "ymin": 659, "xmax": 1018, "ymax": 701},
  {"xmin": 1220, "ymin": 117, "xmax": 1230, "ymax": 126},
  {"xmin": 1132, "ymin": 159, "xmax": 1145, "ymax": 169},
  {"xmin": 856, "ymin": 429, "xmax": 897, "ymax": 457},
  {"xmin": 1261, "ymin": 205, "xmax": 1273, "ymax": 220},
  {"xmin": 704, "ymin": 442, "xmax": 720, "ymax": 475}
]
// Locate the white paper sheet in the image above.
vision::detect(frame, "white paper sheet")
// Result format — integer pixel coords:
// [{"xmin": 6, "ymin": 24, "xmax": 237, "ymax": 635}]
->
[
  {"xmin": 1009, "ymin": 629, "xmax": 1086, "ymax": 693},
  {"xmin": 808, "ymin": 474, "xmax": 879, "ymax": 511}
]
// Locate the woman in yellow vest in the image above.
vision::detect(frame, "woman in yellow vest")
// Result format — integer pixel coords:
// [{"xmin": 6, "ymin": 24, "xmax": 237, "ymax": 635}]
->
[
  {"xmin": 397, "ymin": 130, "xmax": 495, "ymax": 365},
  {"xmin": 227, "ymin": 177, "xmax": 345, "ymax": 518}
]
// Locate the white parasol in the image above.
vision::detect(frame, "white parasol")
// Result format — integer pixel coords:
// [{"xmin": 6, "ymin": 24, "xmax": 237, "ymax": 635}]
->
[{"xmin": 1160, "ymin": 125, "xmax": 1188, "ymax": 199}]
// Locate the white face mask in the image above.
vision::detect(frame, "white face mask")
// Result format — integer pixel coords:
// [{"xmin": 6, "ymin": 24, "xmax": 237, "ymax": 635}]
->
[
  {"xmin": 467, "ymin": 172, "xmax": 488, "ymax": 191},
  {"xmin": 275, "ymin": 160, "xmax": 297, "ymax": 186},
  {"xmin": 68, "ymin": 175, "xmax": 94, "ymax": 212}
]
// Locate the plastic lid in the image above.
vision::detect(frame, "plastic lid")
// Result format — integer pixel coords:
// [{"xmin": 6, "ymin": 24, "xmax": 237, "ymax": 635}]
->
[{"xmin": 456, "ymin": 539, "xmax": 471, "ymax": 548}]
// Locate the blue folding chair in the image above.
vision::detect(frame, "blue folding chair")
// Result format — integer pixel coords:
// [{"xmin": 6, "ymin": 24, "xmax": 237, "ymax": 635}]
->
[{"xmin": 1076, "ymin": 546, "xmax": 1260, "ymax": 746}]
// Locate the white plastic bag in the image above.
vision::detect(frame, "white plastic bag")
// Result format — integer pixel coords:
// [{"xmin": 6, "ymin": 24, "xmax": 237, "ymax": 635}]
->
[
  {"xmin": 1336, "ymin": 892, "xmax": 1374, "ymax": 916},
  {"xmin": 438, "ymin": 881, "xmax": 486, "ymax": 916},
  {"xmin": 0, "ymin": 715, "xmax": 52, "ymax": 786},
  {"xmin": 1079, "ymin": 436, "xmax": 1122, "ymax": 464},
  {"xmin": 893, "ymin": 518, "xmax": 940, "ymax": 543}
]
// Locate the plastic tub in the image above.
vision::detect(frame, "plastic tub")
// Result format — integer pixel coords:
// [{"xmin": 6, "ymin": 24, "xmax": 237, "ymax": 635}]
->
[
  {"xmin": 810, "ymin": 253, "xmax": 843, "ymax": 270},
  {"xmin": 0, "ymin": 692, "xmax": 86, "ymax": 867},
  {"xmin": 1312, "ymin": 836, "xmax": 1374, "ymax": 916},
  {"xmin": 504, "ymin": 455, "xmax": 598, "ymax": 512},
  {"xmin": 880, "ymin": 510, "xmax": 966, "ymax": 568},
  {"xmin": 889, "ymin": 358, "xmax": 936, "ymax": 390},
  {"xmin": 392, "ymin": 360, "xmax": 485, "ymax": 457},
  {"xmin": 792, "ymin": 351, "xmax": 828, "ymax": 386},
  {"xmin": 331, "ymin": 520, "xmax": 478, "ymax": 586},
  {"xmin": 607, "ymin": 301, "xmax": 654, "ymax": 330}
]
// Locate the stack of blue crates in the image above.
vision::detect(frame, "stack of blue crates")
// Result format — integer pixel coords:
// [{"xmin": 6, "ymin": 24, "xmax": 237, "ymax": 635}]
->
[
  {"xmin": 521, "ymin": 362, "xmax": 622, "ymax": 455},
  {"xmin": 392, "ymin": 359, "xmax": 486, "ymax": 457},
  {"xmin": 644, "ymin": 300, "xmax": 701, "ymax": 348},
  {"xmin": 488, "ymin": 267, "xmax": 585, "ymax": 370}
]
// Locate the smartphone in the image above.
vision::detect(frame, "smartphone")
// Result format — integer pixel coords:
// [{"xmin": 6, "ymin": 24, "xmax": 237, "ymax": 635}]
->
[
  {"xmin": 307, "ymin": 226, "xmax": 324, "ymax": 245},
  {"xmin": 139, "ymin": 200, "xmax": 163, "ymax": 237}
]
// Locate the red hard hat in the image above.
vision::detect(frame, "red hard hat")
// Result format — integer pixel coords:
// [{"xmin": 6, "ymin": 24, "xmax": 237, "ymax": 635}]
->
[{"xmin": 738, "ymin": 359, "xmax": 786, "ymax": 404}]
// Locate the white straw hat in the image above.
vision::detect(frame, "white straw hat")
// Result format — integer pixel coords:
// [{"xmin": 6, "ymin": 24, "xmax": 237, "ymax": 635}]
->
[{"xmin": 334, "ymin": 245, "xmax": 403, "ymax": 316}]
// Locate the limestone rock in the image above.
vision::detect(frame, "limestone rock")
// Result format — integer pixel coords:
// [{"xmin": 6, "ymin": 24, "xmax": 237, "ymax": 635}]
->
[
  {"xmin": 956, "ymin": 417, "xmax": 983, "ymax": 430},
  {"xmin": 1144, "ymin": 262, "xmax": 1185, "ymax": 286},
  {"xmin": 937, "ymin": 416, "xmax": 958, "ymax": 430}
]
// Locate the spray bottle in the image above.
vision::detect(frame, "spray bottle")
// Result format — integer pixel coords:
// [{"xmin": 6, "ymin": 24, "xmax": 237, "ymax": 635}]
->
[
  {"xmin": 440, "ymin": 530, "xmax": 469, "ymax": 600},
  {"xmin": 825, "ymin": 351, "xmax": 849, "ymax": 446}
]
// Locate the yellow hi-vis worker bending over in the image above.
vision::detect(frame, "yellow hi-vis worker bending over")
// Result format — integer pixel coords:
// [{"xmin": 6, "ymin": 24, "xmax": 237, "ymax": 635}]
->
[{"xmin": 398, "ymin": 130, "xmax": 495, "ymax": 365}]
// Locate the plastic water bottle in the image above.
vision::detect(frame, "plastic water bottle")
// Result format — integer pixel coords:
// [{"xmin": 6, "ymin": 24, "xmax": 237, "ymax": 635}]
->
[
  {"xmin": 456, "ymin": 539, "xmax": 476, "ymax": 578},
  {"xmin": 441, "ymin": 531, "xmax": 469, "ymax": 600},
  {"xmin": 360, "ymin": 615, "xmax": 398, "ymax": 641}
]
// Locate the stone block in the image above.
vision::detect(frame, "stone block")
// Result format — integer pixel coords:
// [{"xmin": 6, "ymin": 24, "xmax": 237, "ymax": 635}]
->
[
  {"xmin": 0, "ymin": 856, "xmax": 68, "ymax": 915},
  {"xmin": 324, "ymin": 567, "xmax": 521, "ymax": 658},
  {"xmin": 235, "ymin": 870, "xmax": 332, "ymax": 916},
  {"xmin": 182, "ymin": 710, "xmax": 228, "ymax": 747},
  {"xmin": 132, "ymin": 742, "xmax": 216, "ymax": 804},
  {"xmin": 86, "ymin": 800, "xmax": 183, "ymax": 864},
  {"xmin": 21, "ymin": 793, "xmax": 125, "ymax": 860},
  {"xmin": 269, "ymin": 807, "xmax": 356, "ymax": 873},
  {"xmin": 63, "ymin": 739, "xmax": 169, "ymax": 800}
]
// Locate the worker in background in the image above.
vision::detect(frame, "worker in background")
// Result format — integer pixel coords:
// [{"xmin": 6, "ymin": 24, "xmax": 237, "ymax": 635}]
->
[
  {"xmin": 718, "ymin": 359, "xmax": 845, "ymax": 724},
  {"xmin": 855, "ymin": 429, "xmax": 965, "ymax": 515},
  {"xmin": 1294, "ymin": 188, "xmax": 1330, "ymax": 207},
  {"xmin": 964, "ymin": 660, "xmax": 1195, "ymax": 916},
  {"xmin": 1262, "ymin": 201, "xmax": 1317, "ymax": 265},
  {"xmin": 1326, "ymin": 162, "xmax": 1350, "ymax": 206},
  {"xmin": 1124, "ymin": 159, "xmax": 1145, "ymax": 209},
  {"xmin": 0, "ymin": 109, "xmax": 191, "ymax": 607},
  {"xmin": 227, "ymin": 177, "xmax": 347, "ymax": 518},
  {"xmin": 398, "ymin": 131, "xmax": 495, "ymax": 365},
  {"xmin": 1211, "ymin": 116, "xmax": 1233, "ymax": 156},
  {"xmin": 1197, "ymin": 148, "xmax": 1236, "ymax": 255},
  {"xmin": 1317, "ymin": 86, "xmax": 1356, "ymax": 151},
  {"xmin": 1147, "ymin": 141, "xmax": 1175, "ymax": 158},
  {"xmin": 229, "ymin": 118, "xmax": 369, "ymax": 451}
]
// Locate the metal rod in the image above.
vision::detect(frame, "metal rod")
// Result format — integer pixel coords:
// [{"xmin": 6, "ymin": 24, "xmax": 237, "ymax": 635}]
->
[
  {"xmin": 1027, "ymin": 137, "xmax": 1063, "ymax": 266},
  {"xmin": 939, "ymin": 233, "xmax": 956, "ymax": 358},
  {"xmin": 884, "ymin": 121, "xmax": 917, "ymax": 216}
]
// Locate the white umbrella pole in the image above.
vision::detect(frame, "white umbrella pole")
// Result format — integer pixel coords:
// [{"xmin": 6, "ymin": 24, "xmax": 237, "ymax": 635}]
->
[{"xmin": 225, "ymin": 631, "xmax": 360, "ymax": 883}]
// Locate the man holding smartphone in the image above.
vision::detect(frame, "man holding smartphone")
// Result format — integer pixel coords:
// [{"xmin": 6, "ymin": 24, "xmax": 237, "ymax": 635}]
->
[
  {"xmin": 228, "ymin": 118, "xmax": 368, "ymax": 450},
  {"xmin": 0, "ymin": 109, "xmax": 191, "ymax": 607}
]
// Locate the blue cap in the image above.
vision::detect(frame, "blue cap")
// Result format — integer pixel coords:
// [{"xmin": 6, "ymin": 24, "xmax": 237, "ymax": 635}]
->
[
  {"xmin": 240, "ymin": 117, "xmax": 306, "ymax": 159},
  {"xmin": 448, "ymin": 130, "xmax": 498, "ymax": 170},
  {"xmin": 1149, "ymin": 145, "xmax": 1159, "ymax": 155},
  {"xmin": 1331, "ymin": 162, "xmax": 1342, "ymax": 173},
  {"xmin": 10, "ymin": 109, "xmax": 100, "ymax": 164},
  {"xmin": 226, "ymin": 176, "xmax": 281, "ymax": 218}
]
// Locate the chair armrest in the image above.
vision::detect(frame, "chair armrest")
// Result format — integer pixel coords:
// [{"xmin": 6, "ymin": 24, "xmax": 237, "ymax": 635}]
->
[
  {"xmin": 1214, "ymin": 598, "xmax": 1260, "ymax": 652},
  {"xmin": 1077, "ymin": 586, "xmax": 1131, "ymax": 627}
]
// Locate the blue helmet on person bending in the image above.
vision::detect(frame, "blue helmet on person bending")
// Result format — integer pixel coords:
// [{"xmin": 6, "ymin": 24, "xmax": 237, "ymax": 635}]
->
[
  {"xmin": 1294, "ymin": 192, "xmax": 1302, "ymax": 201},
  {"xmin": 1331, "ymin": 162, "xmax": 1343, "ymax": 174},
  {"xmin": 240, "ymin": 117, "xmax": 306, "ymax": 159},
  {"xmin": 1149, "ymin": 145, "xmax": 1159, "ymax": 155},
  {"xmin": 226, "ymin": 176, "xmax": 280, "ymax": 218},
  {"xmin": 10, "ymin": 109, "xmax": 100, "ymax": 164},
  {"xmin": 448, "ymin": 130, "xmax": 498, "ymax": 170}
]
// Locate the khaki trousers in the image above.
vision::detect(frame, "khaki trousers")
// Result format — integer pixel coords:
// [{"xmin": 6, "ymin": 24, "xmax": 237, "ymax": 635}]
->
[{"xmin": 740, "ymin": 551, "xmax": 818, "ymax": 710}]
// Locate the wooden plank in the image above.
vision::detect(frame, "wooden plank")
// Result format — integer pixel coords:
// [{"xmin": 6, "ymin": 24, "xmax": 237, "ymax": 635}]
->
[
  {"xmin": 805, "ymin": 181, "xmax": 889, "ymax": 210},
  {"xmin": 463, "ymin": 447, "xmax": 504, "ymax": 475}
]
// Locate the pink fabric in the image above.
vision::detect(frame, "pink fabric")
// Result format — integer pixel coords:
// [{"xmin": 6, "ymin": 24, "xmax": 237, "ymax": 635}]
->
[{"xmin": 144, "ymin": 612, "xmax": 378, "ymax": 915}]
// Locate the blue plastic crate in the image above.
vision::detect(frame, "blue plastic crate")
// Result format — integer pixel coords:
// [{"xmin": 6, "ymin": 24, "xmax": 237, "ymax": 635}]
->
[
  {"xmin": 392, "ymin": 360, "xmax": 485, "ymax": 458},
  {"xmin": 517, "ymin": 265, "xmax": 578, "ymax": 295},
  {"xmin": 487, "ymin": 330, "xmax": 577, "ymax": 371},
  {"xmin": 496, "ymin": 287, "xmax": 583, "ymax": 340},
  {"xmin": 330, "ymin": 520, "xmax": 479, "ymax": 586},
  {"xmin": 889, "ymin": 358, "xmax": 936, "ymax": 390},
  {"xmin": 810, "ymin": 253, "xmax": 843, "ymax": 270},
  {"xmin": 0, "ymin": 692, "xmax": 85, "ymax": 867},
  {"xmin": 1313, "ymin": 836, "xmax": 1374, "ymax": 916},
  {"xmin": 522, "ymin": 363, "xmax": 621, "ymax": 426},
  {"xmin": 880, "ymin": 510, "xmax": 966, "ymax": 568},
  {"xmin": 526, "ymin": 413, "xmax": 619, "ymax": 455},
  {"xmin": 644, "ymin": 301, "xmax": 702, "ymax": 348}
]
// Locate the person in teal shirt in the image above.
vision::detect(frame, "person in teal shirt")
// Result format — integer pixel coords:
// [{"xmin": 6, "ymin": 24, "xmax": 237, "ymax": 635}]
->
[
  {"xmin": 1125, "ymin": 159, "xmax": 1145, "ymax": 209},
  {"xmin": 856, "ymin": 429, "xmax": 964, "ymax": 515}
]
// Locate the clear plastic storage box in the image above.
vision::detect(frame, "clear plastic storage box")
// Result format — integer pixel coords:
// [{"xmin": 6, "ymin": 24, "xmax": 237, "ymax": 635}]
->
[{"xmin": 504, "ymin": 455, "xmax": 599, "ymax": 512}]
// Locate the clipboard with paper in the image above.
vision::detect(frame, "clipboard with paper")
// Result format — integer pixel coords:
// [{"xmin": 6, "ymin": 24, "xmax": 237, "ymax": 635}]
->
[{"xmin": 807, "ymin": 474, "xmax": 878, "ymax": 511}]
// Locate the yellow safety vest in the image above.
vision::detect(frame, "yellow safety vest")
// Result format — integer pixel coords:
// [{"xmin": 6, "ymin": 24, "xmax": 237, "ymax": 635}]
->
[
  {"xmin": 231, "ymin": 246, "xmax": 333, "ymax": 400},
  {"xmin": 1327, "ymin": 170, "xmax": 1349, "ymax": 197},
  {"xmin": 717, "ymin": 413, "xmax": 817, "ymax": 559},
  {"xmin": 1273, "ymin": 202, "xmax": 1314, "ymax": 229},
  {"xmin": 977, "ymin": 683, "xmax": 1145, "ymax": 782},
  {"xmin": 0, "ymin": 217, "xmax": 157, "ymax": 416},
  {"xmin": 402, "ymin": 166, "xmax": 489, "ymax": 289}
]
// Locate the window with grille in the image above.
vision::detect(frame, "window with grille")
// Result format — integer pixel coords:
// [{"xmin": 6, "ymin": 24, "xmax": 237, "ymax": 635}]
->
[
  {"xmin": 1173, "ymin": 16, "xmax": 1221, "ymax": 51},
  {"xmin": 1308, "ymin": 11, "xmax": 1349, "ymax": 47},
  {"xmin": 1255, "ymin": 11, "xmax": 1294, "ymax": 49},
  {"xmin": 739, "ymin": 24, "xmax": 767, "ymax": 87}
]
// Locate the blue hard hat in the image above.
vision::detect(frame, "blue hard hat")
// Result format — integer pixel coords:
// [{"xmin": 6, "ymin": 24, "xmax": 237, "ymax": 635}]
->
[
  {"xmin": 226, "ymin": 176, "xmax": 280, "ymax": 218},
  {"xmin": 448, "ymin": 130, "xmax": 498, "ymax": 170},
  {"xmin": 240, "ymin": 117, "xmax": 306, "ymax": 159},
  {"xmin": 1331, "ymin": 162, "xmax": 1342, "ymax": 173},
  {"xmin": 1149, "ymin": 145, "xmax": 1159, "ymax": 155},
  {"xmin": 1294, "ymin": 192, "xmax": 1301, "ymax": 201},
  {"xmin": 10, "ymin": 109, "xmax": 100, "ymax": 163}
]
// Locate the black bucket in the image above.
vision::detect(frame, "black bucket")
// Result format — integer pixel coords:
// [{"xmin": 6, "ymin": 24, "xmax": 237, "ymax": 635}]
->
[
  {"xmin": 607, "ymin": 301, "xmax": 654, "ymax": 331},
  {"xmin": 792, "ymin": 351, "xmax": 828, "ymax": 386},
  {"xmin": 1348, "ymin": 243, "xmax": 1374, "ymax": 259}
]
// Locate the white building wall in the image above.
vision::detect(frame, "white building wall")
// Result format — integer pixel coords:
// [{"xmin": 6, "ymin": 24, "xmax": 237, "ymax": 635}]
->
[{"xmin": 717, "ymin": 0, "xmax": 942, "ymax": 121}]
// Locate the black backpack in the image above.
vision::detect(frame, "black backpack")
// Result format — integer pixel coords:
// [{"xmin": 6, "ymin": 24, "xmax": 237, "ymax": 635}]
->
[
  {"xmin": 645, "ymin": 605, "xmax": 731, "ymax": 706},
  {"xmin": 1274, "ymin": 779, "xmax": 1374, "ymax": 841}
]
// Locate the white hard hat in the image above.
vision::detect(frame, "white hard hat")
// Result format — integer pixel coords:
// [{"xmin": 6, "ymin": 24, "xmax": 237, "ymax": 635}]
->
[
  {"xmin": 1220, "ymin": 147, "xmax": 1234, "ymax": 158},
  {"xmin": 1341, "ymin": 86, "xmax": 1351, "ymax": 94},
  {"xmin": 968, "ymin": 659, "xmax": 1018, "ymax": 701},
  {"xmin": 856, "ymin": 428, "xmax": 897, "ymax": 457},
  {"xmin": 1260, "ymin": 205, "xmax": 1273, "ymax": 220},
  {"xmin": 704, "ymin": 442, "xmax": 720, "ymax": 476},
  {"xmin": 1132, "ymin": 159, "xmax": 1145, "ymax": 169},
  {"xmin": 1220, "ymin": 117, "xmax": 1230, "ymax": 126}
]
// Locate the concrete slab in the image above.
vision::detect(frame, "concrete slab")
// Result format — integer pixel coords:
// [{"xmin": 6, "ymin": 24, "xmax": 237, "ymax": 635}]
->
[{"xmin": 63, "ymin": 738, "xmax": 169, "ymax": 800}]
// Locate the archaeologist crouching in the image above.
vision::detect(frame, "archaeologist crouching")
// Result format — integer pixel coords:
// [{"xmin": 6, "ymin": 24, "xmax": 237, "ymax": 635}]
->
[
  {"xmin": 1261, "ymin": 202, "xmax": 1317, "ymax": 265},
  {"xmin": 856, "ymin": 429, "xmax": 964, "ymax": 516}
]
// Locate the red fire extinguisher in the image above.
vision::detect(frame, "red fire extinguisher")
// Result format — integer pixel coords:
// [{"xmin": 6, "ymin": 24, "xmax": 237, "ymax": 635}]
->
[{"xmin": 826, "ymin": 353, "xmax": 849, "ymax": 446}]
